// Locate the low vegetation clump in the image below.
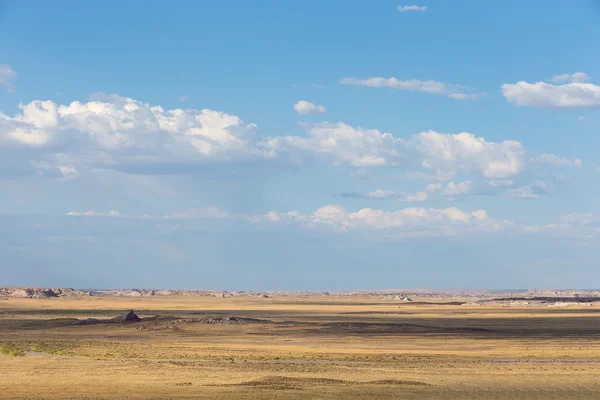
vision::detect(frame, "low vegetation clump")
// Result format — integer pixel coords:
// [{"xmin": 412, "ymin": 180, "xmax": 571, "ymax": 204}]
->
[
  {"xmin": 30, "ymin": 342, "xmax": 74, "ymax": 356},
  {"xmin": 0, "ymin": 342, "xmax": 25, "ymax": 357}
]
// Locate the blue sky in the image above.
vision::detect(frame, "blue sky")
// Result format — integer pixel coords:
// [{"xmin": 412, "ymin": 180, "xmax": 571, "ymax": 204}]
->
[{"xmin": 1, "ymin": 0, "xmax": 600, "ymax": 289}]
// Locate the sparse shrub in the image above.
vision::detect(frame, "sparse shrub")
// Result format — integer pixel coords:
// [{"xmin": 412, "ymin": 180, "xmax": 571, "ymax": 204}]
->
[
  {"xmin": 0, "ymin": 342, "xmax": 25, "ymax": 357},
  {"xmin": 30, "ymin": 342, "xmax": 73, "ymax": 356},
  {"xmin": 30, "ymin": 342, "xmax": 50, "ymax": 353}
]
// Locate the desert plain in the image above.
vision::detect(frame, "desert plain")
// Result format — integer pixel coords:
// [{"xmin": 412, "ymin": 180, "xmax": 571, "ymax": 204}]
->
[{"xmin": 1, "ymin": 290, "xmax": 600, "ymax": 399}]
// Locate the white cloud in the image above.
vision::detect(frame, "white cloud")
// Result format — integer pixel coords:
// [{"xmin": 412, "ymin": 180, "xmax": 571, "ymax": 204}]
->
[
  {"xmin": 344, "ymin": 180, "xmax": 471, "ymax": 202},
  {"xmin": 402, "ymin": 191, "xmax": 429, "ymax": 202},
  {"xmin": 551, "ymin": 72, "xmax": 589, "ymax": 83},
  {"xmin": 58, "ymin": 165, "xmax": 79, "ymax": 178},
  {"xmin": 365, "ymin": 189, "xmax": 396, "ymax": 199},
  {"xmin": 294, "ymin": 100, "xmax": 326, "ymax": 115},
  {"xmin": 66, "ymin": 210, "xmax": 122, "ymax": 217},
  {"xmin": 488, "ymin": 179, "xmax": 513, "ymax": 187},
  {"xmin": 67, "ymin": 204, "xmax": 513, "ymax": 239},
  {"xmin": 0, "ymin": 94, "xmax": 576, "ymax": 185},
  {"xmin": 0, "ymin": 64, "xmax": 16, "ymax": 92},
  {"xmin": 440, "ymin": 180, "xmax": 472, "ymax": 198},
  {"xmin": 530, "ymin": 153, "xmax": 582, "ymax": 168},
  {"xmin": 275, "ymin": 123, "xmax": 526, "ymax": 178},
  {"xmin": 0, "ymin": 94, "xmax": 277, "ymax": 176},
  {"xmin": 503, "ymin": 73, "xmax": 600, "ymax": 108},
  {"xmin": 345, "ymin": 178, "xmax": 564, "ymax": 202},
  {"xmin": 258, "ymin": 206, "xmax": 598, "ymax": 240},
  {"xmin": 418, "ymin": 181, "xmax": 473, "ymax": 199},
  {"xmin": 561, "ymin": 213, "xmax": 593, "ymax": 225},
  {"xmin": 253, "ymin": 204, "xmax": 513, "ymax": 238},
  {"xmin": 340, "ymin": 77, "xmax": 480, "ymax": 100},
  {"xmin": 550, "ymin": 74, "xmax": 570, "ymax": 83},
  {"xmin": 524, "ymin": 213, "xmax": 599, "ymax": 239},
  {"xmin": 179, "ymin": 96, "xmax": 190, "ymax": 102},
  {"xmin": 447, "ymin": 93, "xmax": 481, "ymax": 100},
  {"xmin": 64, "ymin": 205, "xmax": 599, "ymax": 241},
  {"xmin": 397, "ymin": 5, "xmax": 428, "ymax": 12},
  {"xmin": 505, "ymin": 181, "xmax": 552, "ymax": 199},
  {"xmin": 371, "ymin": 189, "xmax": 429, "ymax": 202}
]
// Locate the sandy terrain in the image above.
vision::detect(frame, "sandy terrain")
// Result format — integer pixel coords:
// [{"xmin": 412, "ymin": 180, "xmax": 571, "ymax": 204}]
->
[{"xmin": 1, "ymin": 295, "xmax": 600, "ymax": 399}]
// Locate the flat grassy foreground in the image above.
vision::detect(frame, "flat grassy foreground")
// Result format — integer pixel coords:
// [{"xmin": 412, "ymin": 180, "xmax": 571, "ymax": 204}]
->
[{"xmin": 1, "ymin": 296, "xmax": 600, "ymax": 399}]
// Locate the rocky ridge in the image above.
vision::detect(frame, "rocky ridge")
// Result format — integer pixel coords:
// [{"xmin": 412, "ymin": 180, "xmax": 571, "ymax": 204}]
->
[
  {"xmin": 3, "ymin": 287, "xmax": 600, "ymax": 305},
  {"xmin": 0, "ymin": 287, "xmax": 90, "ymax": 299}
]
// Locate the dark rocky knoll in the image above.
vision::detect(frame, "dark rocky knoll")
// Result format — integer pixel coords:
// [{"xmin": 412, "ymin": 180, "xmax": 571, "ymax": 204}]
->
[
  {"xmin": 72, "ymin": 310, "xmax": 142, "ymax": 325},
  {"xmin": 110, "ymin": 310, "xmax": 142, "ymax": 323}
]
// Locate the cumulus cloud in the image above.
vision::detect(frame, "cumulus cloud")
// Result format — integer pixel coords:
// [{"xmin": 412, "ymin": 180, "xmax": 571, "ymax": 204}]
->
[
  {"xmin": 294, "ymin": 100, "xmax": 326, "ymax": 115},
  {"xmin": 257, "ymin": 206, "xmax": 598, "ymax": 240},
  {"xmin": 438, "ymin": 180, "xmax": 472, "ymax": 198},
  {"xmin": 397, "ymin": 5, "xmax": 428, "ymax": 12},
  {"xmin": 252, "ymin": 204, "xmax": 513, "ymax": 238},
  {"xmin": 551, "ymin": 72, "xmax": 589, "ymax": 83},
  {"xmin": 66, "ymin": 210, "xmax": 122, "ymax": 217},
  {"xmin": 0, "ymin": 64, "xmax": 16, "ymax": 92},
  {"xmin": 503, "ymin": 73, "xmax": 600, "ymax": 108},
  {"xmin": 365, "ymin": 190, "xmax": 397, "ymax": 199},
  {"xmin": 341, "ymin": 178, "xmax": 565, "ymax": 201},
  {"xmin": 505, "ymin": 181, "xmax": 552, "ymax": 199},
  {"xmin": 341, "ymin": 180, "xmax": 472, "ymax": 202},
  {"xmin": 1, "ymin": 94, "xmax": 266, "ymax": 158},
  {"xmin": 402, "ymin": 191, "xmax": 429, "ymax": 202},
  {"xmin": 0, "ymin": 94, "xmax": 576, "ymax": 185},
  {"xmin": 58, "ymin": 165, "xmax": 79, "ymax": 178},
  {"xmin": 560, "ymin": 213, "xmax": 594, "ymax": 225},
  {"xmin": 64, "ymin": 205, "xmax": 598, "ymax": 241},
  {"xmin": 524, "ymin": 213, "xmax": 599, "ymax": 239},
  {"xmin": 275, "ymin": 123, "xmax": 526, "ymax": 178},
  {"xmin": 340, "ymin": 77, "xmax": 480, "ymax": 100},
  {"xmin": 79, "ymin": 204, "xmax": 504, "ymax": 238},
  {"xmin": 530, "ymin": 153, "xmax": 582, "ymax": 168},
  {"xmin": 0, "ymin": 94, "xmax": 279, "ymax": 177}
]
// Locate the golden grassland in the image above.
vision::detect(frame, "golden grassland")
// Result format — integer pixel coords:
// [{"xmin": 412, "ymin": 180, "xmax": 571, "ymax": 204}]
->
[{"xmin": 2, "ymin": 295, "xmax": 600, "ymax": 399}]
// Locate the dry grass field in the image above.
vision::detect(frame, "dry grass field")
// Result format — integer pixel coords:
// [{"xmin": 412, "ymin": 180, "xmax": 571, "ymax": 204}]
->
[{"xmin": 2, "ymin": 295, "xmax": 600, "ymax": 399}]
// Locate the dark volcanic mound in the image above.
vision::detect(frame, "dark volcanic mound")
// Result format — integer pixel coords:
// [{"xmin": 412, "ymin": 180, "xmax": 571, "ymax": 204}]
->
[
  {"xmin": 110, "ymin": 310, "xmax": 142, "ymax": 323},
  {"xmin": 71, "ymin": 310, "xmax": 142, "ymax": 325}
]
